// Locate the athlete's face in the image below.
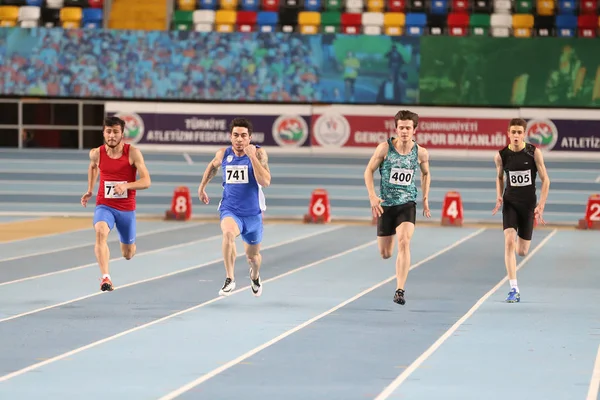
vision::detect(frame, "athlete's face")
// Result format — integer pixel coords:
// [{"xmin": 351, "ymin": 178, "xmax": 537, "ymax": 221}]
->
[
  {"xmin": 103, "ymin": 124, "xmax": 123, "ymax": 149},
  {"xmin": 231, "ymin": 127, "xmax": 251, "ymax": 152},
  {"xmin": 396, "ymin": 119, "xmax": 415, "ymax": 142},
  {"xmin": 508, "ymin": 125, "xmax": 526, "ymax": 147}
]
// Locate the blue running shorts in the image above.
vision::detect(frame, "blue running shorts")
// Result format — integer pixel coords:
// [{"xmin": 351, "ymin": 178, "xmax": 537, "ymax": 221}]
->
[
  {"xmin": 93, "ymin": 205, "xmax": 137, "ymax": 245},
  {"xmin": 220, "ymin": 210, "xmax": 263, "ymax": 245}
]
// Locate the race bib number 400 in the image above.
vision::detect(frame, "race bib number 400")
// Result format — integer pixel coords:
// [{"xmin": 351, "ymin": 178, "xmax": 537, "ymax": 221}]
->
[
  {"xmin": 226, "ymin": 165, "xmax": 249, "ymax": 184},
  {"xmin": 389, "ymin": 168, "xmax": 413, "ymax": 186},
  {"xmin": 509, "ymin": 170, "xmax": 532, "ymax": 187},
  {"xmin": 104, "ymin": 181, "xmax": 128, "ymax": 199}
]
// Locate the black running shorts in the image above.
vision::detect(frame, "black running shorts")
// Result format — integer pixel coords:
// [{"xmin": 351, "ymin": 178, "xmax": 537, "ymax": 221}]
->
[
  {"xmin": 377, "ymin": 201, "xmax": 416, "ymax": 237},
  {"xmin": 502, "ymin": 200, "xmax": 535, "ymax": 240}
]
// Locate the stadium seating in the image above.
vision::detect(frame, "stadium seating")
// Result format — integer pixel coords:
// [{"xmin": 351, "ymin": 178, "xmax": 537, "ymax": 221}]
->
[
  {"xmin": 0, "ymin": 0, "xmax": 598, "ymax": 37},
  {"xmin": 171, "ymin": 0, "xmax": 600, "ymax": 37},
  {"xmin": 0, "ymin": 0, "xmax": 103, "ymax": 28}
]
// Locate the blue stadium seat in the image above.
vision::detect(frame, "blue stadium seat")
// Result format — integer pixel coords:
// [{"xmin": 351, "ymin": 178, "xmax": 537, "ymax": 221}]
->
[
  {"xmin": 405, "ymin": 12, "xmax": 427, "ymax": 35},
  {"xmin": 555, "ymin": 14, "xmax": 577, "ymax": 36}
]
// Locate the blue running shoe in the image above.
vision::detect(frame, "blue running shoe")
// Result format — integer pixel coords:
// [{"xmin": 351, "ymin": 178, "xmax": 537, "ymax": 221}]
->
[{"xmin": 505, "ymin": 288, "xmax": 520, "ymax": 303}]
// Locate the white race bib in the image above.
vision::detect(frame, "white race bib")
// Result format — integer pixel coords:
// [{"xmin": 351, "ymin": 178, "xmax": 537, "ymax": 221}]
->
[
  {"xmin": 389, "ymin": 168, "xmax": 413, "ymax": 186},
  {"xmin": 104, "ymin": 181, "xmax": 128, "ymax": 199},
  {"xmin": 508, "ymin": 170, "xmax": 532, "ymax": 187},
  {"xmin": 226, "ymin": 165, "xmax": 249, "ymax": 184}
]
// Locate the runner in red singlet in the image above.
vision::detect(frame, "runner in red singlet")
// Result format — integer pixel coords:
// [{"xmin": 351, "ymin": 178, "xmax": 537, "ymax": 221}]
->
[{"xmin": 81, "ymin": 116, "xmax": 151, "ymax": 292}]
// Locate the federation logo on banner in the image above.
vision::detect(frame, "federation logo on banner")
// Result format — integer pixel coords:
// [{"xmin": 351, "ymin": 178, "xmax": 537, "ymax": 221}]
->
[
  {"xmin": 312, "ymin": 113, "xmax": 351, "ymax": 148},
  {"xmin": 525, "ymin": 119, "xmax": 558, "ymax": 151},
  {"xmin": 113, "ymin": 112, "xmax": 145, "ymax": 144},
  {"xmin": 272, "ymin": 115, "xmax": 309, "ymax": 147}
]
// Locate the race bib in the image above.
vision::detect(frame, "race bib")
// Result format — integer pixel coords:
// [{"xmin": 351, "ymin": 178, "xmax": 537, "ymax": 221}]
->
[
  {"xmin": 104, "ymin": 181, "xmax": 128, "ymax": 199},
  {"xmin": 508, "ymin": 170, "xmax": 532, "ymax": 187},
  {"xmin": 226, "ymin": 165, "xmax": 249, "ymax": 184},
  {"xmin": 389, "ymin": 168, "xmax": 413, "ymax": 186}
]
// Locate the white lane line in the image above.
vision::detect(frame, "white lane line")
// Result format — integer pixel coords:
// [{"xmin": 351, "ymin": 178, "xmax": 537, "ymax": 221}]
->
[
  {"xmin": 0, "ymin": 224, "xmax": 358, "ymax": 382},
  {"xmin": 0, "ymin": 225, "xmax": 344, "ymax": 323},
  {"xmin": 586, "ymin": 344, "xmax": 600, "ymax": 400},
  {"xmin": 183, "ymin": 153, "xmax": 194, "ymax": 165},
  {"xmin": 157, "ymin": 228, "xmax": 487, "ymax": 400},
  {"xmin": 373, "ymin": 229, "xmax": 558, "ymax": 400},
  {"xmin": 0, "ymin": 222, "xmax": 207, "ymax": 263}
]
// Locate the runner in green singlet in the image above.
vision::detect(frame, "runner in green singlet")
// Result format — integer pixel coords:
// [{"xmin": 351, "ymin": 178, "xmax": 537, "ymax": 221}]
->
[{"xmin": 364, "ymin": 110, "xmax": 431, "ymax": 305}]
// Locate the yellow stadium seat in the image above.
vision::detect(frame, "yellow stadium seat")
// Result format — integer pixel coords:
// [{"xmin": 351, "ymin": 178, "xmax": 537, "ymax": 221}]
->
[
  {"xmin": 536, "ymin": 0, "xmax": 554, "ymax": 15},
  {"xmin": 512, "ymin": 13, "xmax": 533, "ymax": 37},
  {"xmin": 367, "ymin": 0, "xmax": 384, "ymax": 11},
  {"xmin": 215, "ymin": 10, "xmax": 236, "ymax": 24},
  {"xmin": 178, "ymin": 0, "xmax": 196, "ymax": 11},
  {"xmin": 60, "ymin": 7, "xmax": 83, "ymax": 22},
  {"xmin": 62, "ymin": 20, "xmax": 81, "ymax": 28},
  {"xmin": 0, "ymin": 6, "xmax": 19, "ymax": 22},
  {"xmin": 216, "ymin": 24, "xmax": 234, "ymax": 32},
  {"xmin": 300, "ymin": 25, "xmax": 319, "ymax": 34},
  {"xmin": 0, "ymin": 19, "xmax": 16, "ymax": 27},
  {"xmin": 220, "ymin": 0, "xmax": 239, "ymax": 10},
  {"xmin": 299, "ymin": 11, "xmax": 320, "ymax": 25},
  {"xmin": 383, "ymin": 12, "xmax": 405, "ymax": 35}
]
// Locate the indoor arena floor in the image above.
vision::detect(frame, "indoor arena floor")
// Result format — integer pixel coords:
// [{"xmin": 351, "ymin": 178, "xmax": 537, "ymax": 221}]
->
[{"xmin": 0, "ymin": 217, "xmax": 598, "ymax": 400}]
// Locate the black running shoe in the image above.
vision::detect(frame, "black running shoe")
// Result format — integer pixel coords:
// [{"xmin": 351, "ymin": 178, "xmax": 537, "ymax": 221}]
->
[{"xmin": 393, "ymin": 289, "xmax": 406, "ymax": 305}]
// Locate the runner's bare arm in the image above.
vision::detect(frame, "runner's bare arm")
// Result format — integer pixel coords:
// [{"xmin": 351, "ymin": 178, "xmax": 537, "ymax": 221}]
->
[
  {"xmin": 127, "ymin": 147, "xmax": 151, "ymax": 190},
  {"xmin": 494, "ymin": 153, "xmax": 504, "ymax": 200},
  {"xmin": 364, "ymin": 142, "xmax": 387, "ymax": 199},
  {"xmin": 492, "ymin": 152, "xmax": 504, "ymax": 214},
  {"xmin": 251, "ymin": 147, "xmax": 271, "ymax": 187},
  {"xmin": 199, "ymin": 148, "xmax": 225, "ymax": 191},
  {"xmin": 418, "ymin": 146, "xmax": 431, "ymax": 204},
  {"xmin": 534, "ymin": 149, "xmax": 551, "ymax": 211},
  {"xmin": 87, "ymin": 148, "xmax": 100, "ymax": 193}
]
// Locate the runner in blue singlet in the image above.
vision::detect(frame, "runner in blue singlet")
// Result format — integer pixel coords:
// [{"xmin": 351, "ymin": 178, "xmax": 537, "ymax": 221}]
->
[{"xmin": 197, "ymin": 117, "xmax": 271, "ymax": 298}]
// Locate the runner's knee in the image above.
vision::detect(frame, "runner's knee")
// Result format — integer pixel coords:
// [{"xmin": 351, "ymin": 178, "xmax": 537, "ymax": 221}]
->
[
  {"xmin": 122, "ymin": 246, "xmax": 136, "ymax": 260},
  {"xmin": 223, "ymin": 230, "xmax": 236, "ymax": 244},
  {"xmin": 94, "ymin": 223, "xmax": 109, "ymax": 241},
  {"xmin": 380, "ymin": 249, "xmax": 392, "ymax": 259},
  {"xmin": 397, "ymin": 235, "xmax": 410, "ymax": 250}
]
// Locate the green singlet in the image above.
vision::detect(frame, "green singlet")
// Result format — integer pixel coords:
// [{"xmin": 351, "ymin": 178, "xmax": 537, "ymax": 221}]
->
[{"xmin": 378, "ymin": 138, "xmax": 419, "ymax": 207}]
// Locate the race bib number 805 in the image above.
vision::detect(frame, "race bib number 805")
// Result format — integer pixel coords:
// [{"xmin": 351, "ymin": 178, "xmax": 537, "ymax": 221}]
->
[
  {"xmin": 389, "ymin": 168, "xmax": 413, "ymax": 186},
  {"xmin": 509, "ymin": 170, "xmax": 532, "ymax": 187},
  {"xmin": 104, "ymin": 181, "xmax": 128, "ymax": 199},
  {"xmin": 226, "ymin": 165, "xmax": 249, "ymax": 184}
]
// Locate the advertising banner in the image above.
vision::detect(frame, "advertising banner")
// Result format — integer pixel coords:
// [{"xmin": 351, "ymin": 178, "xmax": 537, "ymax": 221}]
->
[
  {"xmin": 0, "ymin": 27, "xmax": 420, "ymax": 105},
  {"xmin": 525, "ymin": 118, "xmax": 600, "ymax": 152},
  {"xmin": 311, "ymin": 107, "xmax": 510, "ymax": 149},
  {"xmin": 420, "ymin": 36, "xmax": 600, "ymax": 108},
  {"xmin": 105, "ymin": 102, "xmax": 311, "ymax": 148}
]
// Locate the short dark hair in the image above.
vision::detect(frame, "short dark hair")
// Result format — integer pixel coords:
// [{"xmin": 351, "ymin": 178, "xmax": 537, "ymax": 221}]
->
[
  {"xmin": 103, "ymin": 116, "xmax": 125, "ymax": 132},
  {"xmin": 394, "ymin": 110, "xmax": 419, "ymax": 129},
  {"xmin": 508, "ymin": 118, "xmax": 527, "ymax": 130},
  {"xmin": 229, "ymin": 117, "xmax": 253, "ymax": 135}
]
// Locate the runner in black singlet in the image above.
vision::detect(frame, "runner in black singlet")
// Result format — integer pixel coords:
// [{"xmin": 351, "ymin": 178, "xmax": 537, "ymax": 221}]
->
[{"xmin": 492, "ymin": 118, "xmax": 551, "ymax": 303}]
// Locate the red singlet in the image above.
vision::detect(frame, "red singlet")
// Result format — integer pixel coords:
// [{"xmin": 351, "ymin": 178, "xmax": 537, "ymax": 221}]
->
[{"xmin": 96, "ymin": 143, "xmax": 137, "ymax": 211}]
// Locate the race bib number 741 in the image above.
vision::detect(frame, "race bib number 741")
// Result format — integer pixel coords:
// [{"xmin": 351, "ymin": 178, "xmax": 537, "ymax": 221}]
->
[
  {"xmin": 104, "ymin": 181, "xmax": 128, "ymax": 199},
  {"xmin": 226, "ymin": 165, "xmax": 249, "ymax": 184},
  {"xmin": 509, "ymin": 170, "xmax": 532, "ymax": 187},
  {"xmin": 389, "ymin": 168, "xmax": 413, "ymax": 186}
]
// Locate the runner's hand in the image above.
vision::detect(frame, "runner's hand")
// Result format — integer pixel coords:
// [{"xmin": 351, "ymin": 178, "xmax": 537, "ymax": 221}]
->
[
  {"xmin": 492, "ymin": 197, "xmax": 502, "ymax": 215},
  {"xmin": 534, "ymin": 205, "xmax": 545, "ymax": 225},
  {"xmin": 198, "ymin": 188, "xmax": 210, "ymax": 204},
  {"xmin": 81, "ymin": 191, "xmax": 92, "ymax": 207},
  {"xmin": 423, "ymin": 199, "xmax": 431, "ymax": 218},
  {"xmin": 369, "ymin": 195, "xmax": 384, "ymax": 218}
]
